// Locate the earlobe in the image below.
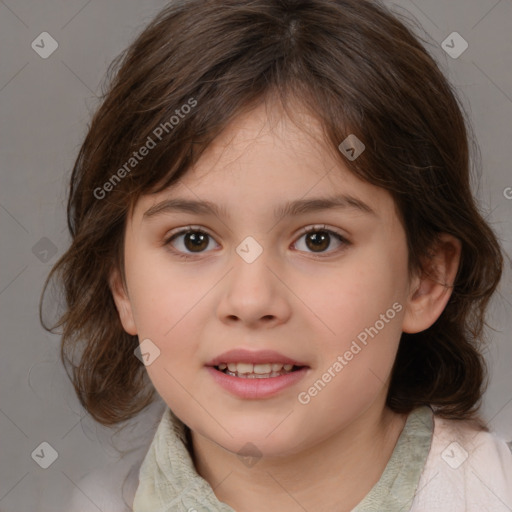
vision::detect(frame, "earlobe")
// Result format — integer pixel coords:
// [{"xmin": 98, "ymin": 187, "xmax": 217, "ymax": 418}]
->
[
  {"xmin": 109, "ymin": 268, "xmax": 138, "ymax": 335},
  {"xmin": 402, "ymin": 234, "xmax": 461, "ymax": 334}
]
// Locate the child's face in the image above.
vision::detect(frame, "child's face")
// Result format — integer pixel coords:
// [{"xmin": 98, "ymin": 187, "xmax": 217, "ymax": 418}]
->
[{"xmin": 113, "ymin": 99, "xmax": 418, "ymax": 457}]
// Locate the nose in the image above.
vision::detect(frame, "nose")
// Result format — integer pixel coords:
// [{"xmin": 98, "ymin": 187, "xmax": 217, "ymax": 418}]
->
[{"xmin": 216, "ymin": 241, "xmax": 291, "ymax": 329}]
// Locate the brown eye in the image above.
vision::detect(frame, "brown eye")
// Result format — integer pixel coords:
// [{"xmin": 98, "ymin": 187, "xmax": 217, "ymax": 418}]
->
[
  {"xmin": 183, "ymin": 232, "xmax": 209, "ymax": 252},
  {"xmin": 305, "ymin": 231, "xmax": 330, "ymax": 252},
  {"xmin": 166, "ymin": 229, "xmax": 217, "ymax": 255},
  {"xmin": 165, "ymin": 226, "xmax": 349, "ymax": 260},
  {"xmin": 294, "ymin": 227, "xmax": 348, "ymax": 255}
]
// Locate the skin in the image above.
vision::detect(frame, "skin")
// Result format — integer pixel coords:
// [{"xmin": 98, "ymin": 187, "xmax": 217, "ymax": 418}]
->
[{"xmin": 110, "ymin": 96, "xmax": 461, "ymax": 512}]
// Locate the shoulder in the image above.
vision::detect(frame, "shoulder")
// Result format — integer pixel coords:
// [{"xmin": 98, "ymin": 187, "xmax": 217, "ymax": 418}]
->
[
  {"xmin": 67, "ymin": 454, "xmax": 143, "ymax": 512},
  {"xmin": 430, "ymin": 414, "xmax": 512, "ymax": 468},
  {"xmin": 410, "ymin": 413, "xmax": 512, "ymax": 511},
  {"xmin": 67, "ymin": 400, "xmax": 167, "ymax": 512}
]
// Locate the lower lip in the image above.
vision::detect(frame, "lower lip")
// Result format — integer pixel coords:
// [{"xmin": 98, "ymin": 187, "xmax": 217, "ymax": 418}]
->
[{"xmin": 205, "ymin": 366, "xmax": 309, "ymax": 399}]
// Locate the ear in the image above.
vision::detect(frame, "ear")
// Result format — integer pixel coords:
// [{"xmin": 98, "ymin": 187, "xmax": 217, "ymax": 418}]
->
[
  {"xmin": 109, "ymin": 267, "xmax": 138, "ymax": 335},
  {"xmin": 402, "ymin": 233, "xmax": 461, "ymax": 334}
]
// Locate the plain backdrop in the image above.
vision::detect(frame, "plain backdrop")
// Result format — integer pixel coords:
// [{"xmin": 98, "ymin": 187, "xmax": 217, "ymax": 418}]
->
[{"xmin": 0, "ymin": 1, "xmax": 511, "ymax": 511}]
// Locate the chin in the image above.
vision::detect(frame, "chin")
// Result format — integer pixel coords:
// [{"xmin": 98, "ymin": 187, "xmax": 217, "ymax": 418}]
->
[{"xmin": 216, "ymin": 424, "xmax": 307, "ymax": 459}]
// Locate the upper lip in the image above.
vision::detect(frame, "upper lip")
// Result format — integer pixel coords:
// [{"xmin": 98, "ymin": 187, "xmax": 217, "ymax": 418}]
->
[{"xmin": 206, "ymin": 349, "xmax": 309, "ymax": 367}]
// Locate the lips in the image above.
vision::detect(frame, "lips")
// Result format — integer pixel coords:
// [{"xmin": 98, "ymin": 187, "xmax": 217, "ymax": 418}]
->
[
  {"xmin": 205, "ymin": 349, "xmax": 310, "ymax": 396},
  {"xmin": 206, "ymin": 365, "xmax": 310, "ymax": 399},
  {"xmin": 205, "ymin": 348, "xmax": 309, "ymax": 368}
]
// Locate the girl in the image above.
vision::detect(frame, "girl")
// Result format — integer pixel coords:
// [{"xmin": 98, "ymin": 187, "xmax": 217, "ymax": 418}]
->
[{"xmin": 42, "ymin": 0, "xmax": 512, "ymax": 510}]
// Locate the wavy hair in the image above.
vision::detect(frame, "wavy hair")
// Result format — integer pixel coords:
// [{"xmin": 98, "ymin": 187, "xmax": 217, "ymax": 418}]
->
[{"xmin": 41, "ymin": 0, "xmax": 503, "ymax": 430}]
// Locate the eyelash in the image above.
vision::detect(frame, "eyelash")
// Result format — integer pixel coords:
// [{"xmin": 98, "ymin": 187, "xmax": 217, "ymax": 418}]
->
[{"xmin": 163, "ymin": 224, "xmax": 351, "ymax": 261}]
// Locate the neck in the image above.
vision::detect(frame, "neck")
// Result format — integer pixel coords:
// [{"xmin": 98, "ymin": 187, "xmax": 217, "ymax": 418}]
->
[{"xmin": 190, "ymin": 403, "xmax": 408, "ymax": 512}]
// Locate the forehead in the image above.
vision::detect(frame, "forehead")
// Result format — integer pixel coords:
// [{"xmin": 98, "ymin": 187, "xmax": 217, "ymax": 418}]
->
[
  {"xmin": 189, "ymin": 98, "xmax": 338, "ymax": 182},
  {"xmin": 132, "ymin": 100, "xmax": 396, "ymax": 223}
]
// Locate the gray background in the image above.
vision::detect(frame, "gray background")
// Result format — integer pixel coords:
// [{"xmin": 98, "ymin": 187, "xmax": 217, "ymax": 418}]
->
[{"xmin": 0, "ymin": 1, "xmax": 511, "ymax": 511}]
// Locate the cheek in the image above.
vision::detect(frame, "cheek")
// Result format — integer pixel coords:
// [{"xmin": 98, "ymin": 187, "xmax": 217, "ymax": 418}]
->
[
  {"xmin": 124, "ymin": 248, "xmax": 212, "ymax": 387},
  {"xmin": 306, "ymin": 251, "xmax": 406, "ymax": 343},
  {"xmin": 129, "ymin": 269, "xmax": 206, "ymax": 410},
  {"xmin": 125, "ymin": 244, "xmax": 192, "ymax": 335},
  {"xmin": 296, "ymin": 241, "xmax": 407, "ymax": 398}
]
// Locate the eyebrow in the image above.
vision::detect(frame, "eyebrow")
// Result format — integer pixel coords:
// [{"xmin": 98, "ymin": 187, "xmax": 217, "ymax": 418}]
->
[{"xmin": 142, "ymin": 194, "xmax": 377, "ymax": 221}]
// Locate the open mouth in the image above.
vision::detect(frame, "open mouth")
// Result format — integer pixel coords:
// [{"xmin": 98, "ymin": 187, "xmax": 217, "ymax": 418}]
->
[{"xmin": 214, "ymin": 362, "xmax": 306, "ymax": 379}]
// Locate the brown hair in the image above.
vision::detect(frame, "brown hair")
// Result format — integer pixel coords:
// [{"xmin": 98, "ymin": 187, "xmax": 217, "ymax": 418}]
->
[{"xmin": 41, "ymin": 0, "xmax": 503, "ymax": 430}]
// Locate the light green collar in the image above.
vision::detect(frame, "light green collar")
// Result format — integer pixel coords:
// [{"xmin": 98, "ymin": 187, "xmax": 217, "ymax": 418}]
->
[
  {"xmin": 133, "ymin": 405, "xmax": 433, "ymax": 511},
  {"xmin": 352, "ymin": 405, "xmax": 433, "ymax": 511}
]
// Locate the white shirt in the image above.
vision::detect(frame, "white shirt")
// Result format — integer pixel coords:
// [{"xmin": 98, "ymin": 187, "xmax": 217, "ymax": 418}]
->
[{"xmin": 68, "ymin": 407, "xmax": 512, "ymax": 511}]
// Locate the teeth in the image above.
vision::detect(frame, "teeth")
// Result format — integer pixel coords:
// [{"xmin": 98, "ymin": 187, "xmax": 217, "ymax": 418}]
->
[
  {"xmin": 221, "ymin": 362, "xmax": 294, "ymax": 373},
  {"xmin": 224, "ymin": 370, "xmax": 289, "ymax": 379},
  {"xmin": 254, "ymin": 364, "xmax": 272, "ymax": 374},
  {"xmin": 236, "ymin": 363, "xmax": 254, "ymax": 374},
  {"xmin": 216, "ymin": 362, "xmax": 298, "ymax": 377}
]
